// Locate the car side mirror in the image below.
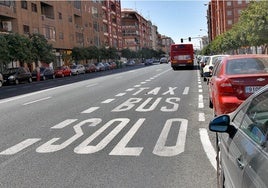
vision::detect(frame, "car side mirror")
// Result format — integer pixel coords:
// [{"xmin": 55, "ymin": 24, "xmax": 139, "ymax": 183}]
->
[{"xmin": 209, "ymin": 115, "xmax": 230, "ymax": 132}]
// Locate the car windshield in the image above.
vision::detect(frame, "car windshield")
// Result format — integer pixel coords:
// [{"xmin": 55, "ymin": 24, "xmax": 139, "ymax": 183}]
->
[
  {"xmin": 70, "ymin": 65, "xmax": 77, "ymax": 69},
  {"xmin": 226, "ymin": 58, "xmax": 268, "ymax": 74}
]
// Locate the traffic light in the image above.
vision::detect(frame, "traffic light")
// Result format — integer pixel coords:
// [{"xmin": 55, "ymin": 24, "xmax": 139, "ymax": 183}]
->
[
  {"xmin": 180, "ymin": 38, "xmax": 183, "ymax": 43},
  {"xmin": 188, "ymin": 37, "xmax": 191, "ymax": 42}
]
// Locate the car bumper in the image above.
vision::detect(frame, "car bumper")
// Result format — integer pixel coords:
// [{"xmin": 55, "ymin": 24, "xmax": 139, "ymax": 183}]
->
[{"xmin": 216, "ymin": 96, "xmax": 243, "ymax": 115}]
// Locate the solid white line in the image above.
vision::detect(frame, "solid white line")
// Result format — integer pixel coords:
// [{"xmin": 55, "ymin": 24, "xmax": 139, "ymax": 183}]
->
[
  {"xmin": 0, "ymin": 138, "xmax": 41, "ymax": 155},
  {"xmin": 23, "ymin": 97, "xmax": 51, "ymax": 105},
  {"xmin": 81, "ymin": 107, "xmax": 100, "ymax": 114},
  {"xmin": 101, "ymin": 99, "xmax": 115, "ymax": 103},
  {"xmin": 183, "ymin": 87, "xmax": 189, "ymax": 95},
  {"xmin": 199, "ymin": 112, "xmax": 205, "ymax": 121},
  {"xmin": 199, "ymin": 128, "xmax": 217, "ymax": 170}
]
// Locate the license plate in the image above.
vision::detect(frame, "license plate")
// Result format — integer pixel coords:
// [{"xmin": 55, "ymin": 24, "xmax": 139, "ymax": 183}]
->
[{"xmin": 245, "ymin": 86, "xmax": 262, "ymax": 93}]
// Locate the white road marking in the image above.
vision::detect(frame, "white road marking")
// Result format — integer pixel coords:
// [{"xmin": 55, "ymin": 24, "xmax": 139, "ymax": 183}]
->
[
  {"xmin": 198, "ymin": 95, "xmax": 204, "ymax": 108},
  {"xmin": 126, "ymin": 88, "xmax": 134, "ymax": 91},
  {"xmin": 134, "ymin": 85, "xmax": 141, "ymax": 87},
  {"xmin": 51, "ymin": 119, "xmax": 78, "ymax": 129},
  {"xmin": 86, "ymin": 83, "xmax": 98, "ymax": 88},
  {"xmin": 198, "ymin": 85, "xmax": 202, "ymax": 88},
  {"xmin": 199, "ymin": 128, "xmax": 217, "ymax": 170},
  {"xmin": 153, "ymin": 118, "xmax": 188, "ymax": 157},
  {"xmin": 116, "ymin": 93, "xmax": 126, "ymax": 97},
  {"xmin": 81, "ymin": 107, "xmax": 100, "ymax": 114},
  {"xmin": 0, "ymin": 138, "xmax": 41, "ymax": 155},
  {"xmin": 109, "ymin": 118, "xmax": 145, "ymax": 156},
  {"xmin": 101, "ymin": 99, "xmax": 115, "ymax": 103},
  {"xmin": 183, "ymin": 87, "xmax": 189, "ymax": 95},
  {"xmin": 199, "ymin": 112, "xmax": 205, "ymax": 121},
  {"xmin": 199, "ymin": 89, "xmax": 203, "ymax": 93},
  {"xmin": 140, "ymin": 82, "xmax": 147, "ymax": 84},
  {"xmin": 22, "ymin": 97, "xmax": 51, "ymax": 106},
  {"xmin": 145, "ymin": 79, "xmax": 151, "ymax": 82}
]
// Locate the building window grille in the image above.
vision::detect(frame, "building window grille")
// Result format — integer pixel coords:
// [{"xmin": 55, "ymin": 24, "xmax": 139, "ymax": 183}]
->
[
  {"xmin": 23, "ymin": 25, "xmax": 30, "ymax": 34},
  {"xmin": 31, "ymin": 3, "xmax": 37, "ymax": 12},
  {"xmin": 21, "ymin": 1, "xmax": 27, "ymax": 9}
]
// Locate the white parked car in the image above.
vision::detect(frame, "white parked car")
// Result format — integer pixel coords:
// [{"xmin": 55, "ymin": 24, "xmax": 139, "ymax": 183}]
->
[
  {"xmin": 202, "ymin": 55, "xmax": 229, "ymax": 81},
  {"xmin": 70, "ymin": 64, "xmax": 86, "ymax": 75}
]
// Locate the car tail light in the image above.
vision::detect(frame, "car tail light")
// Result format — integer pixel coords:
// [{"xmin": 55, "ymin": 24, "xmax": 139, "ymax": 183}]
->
[{"xmin": 218, "ymin": 79, "xmax": 234, "ymax": 95}]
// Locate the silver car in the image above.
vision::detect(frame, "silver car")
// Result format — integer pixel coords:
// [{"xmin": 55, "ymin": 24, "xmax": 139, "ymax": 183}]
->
[
  {"xmin": 70, "ymin": 64, "xmax": 85, "ymax": 75},
  {"xmin": 0, "ymin": 73, "xmax": 3, "ymax": 87},
  {"xmin": 209, "ymin": 84, "xmax": 268, "ymax": 188}
]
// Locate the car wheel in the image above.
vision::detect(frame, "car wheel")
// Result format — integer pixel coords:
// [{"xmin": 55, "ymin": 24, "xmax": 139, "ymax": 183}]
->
[
  {"xmin": 209, "ymin": 99, "xmax": 213, "ymax": 108},
  {"xmin": 15, "ymin": 79, "xmax": 19, "ymax": 85},
  {"xmin": 0, "ymin": 81, "xmax": 2, "ymax": 87},
  {"xmin": 52, "ymin": 75, "xmax": 55, "ymax": 79},
  {"xmin": 42, "ymin": 76, "xmax": 46, "ymax": 80},
  {"xmin": 28, "ymin": 77, "xmax": 32, "ymax": 83}
]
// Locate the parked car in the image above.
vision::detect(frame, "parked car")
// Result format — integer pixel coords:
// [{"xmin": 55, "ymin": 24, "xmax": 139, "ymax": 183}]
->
[
  {"xmin": 54, "ymin": 66, "xmax": 72, "ymax": 77},
  {"xmin": 95, "ymin": 63, "xmax": 106, "ymax": 71},
  {"xmin": 126, "ymin": 60, "xmax": 136, "ymax": 66},
  {"xmin": 209, "ymin": 84, "xmax": 268, "ymax": 188},
  {"xmin": 0, "ymin": 73, "xmax": 3, "ymax": 87},
  {"xmin": 145, "ymin": 59, "xmax": 154, "ymax": 66},
  {"xmin": 202, "ymin": 55, "xmax": 229, "ymax": 81},
  {"xmin": 208, "ymin": 54, "xmax": 268, "ymax": 116},
  {"xmin": 70, "ymin": 64, "xmax": 85, "ymax": 75},
  {"xmin": 103, "ymin": 62, "xmax": 111, "ymax": 71},
  {"xmin": 32, "ymin": 67, "xmax": 55, "ymax": 81},
  {"xmin": 2, "ymin": 67, "xmax": 32, "ymax": 85},
  {"xmin": 199, "ymin": 55, "xmax": 210, "ymax": 77},
  {"xmin": 108, "ymin": 62, "xmax": 117, "ymax": 69},
  {"xmin": 84, "ymin": 63, "xmax": 97, "ymax": 73},
  {"xmin": 160, "ymin": 57, "xmax": 168, "ymax": 64}
]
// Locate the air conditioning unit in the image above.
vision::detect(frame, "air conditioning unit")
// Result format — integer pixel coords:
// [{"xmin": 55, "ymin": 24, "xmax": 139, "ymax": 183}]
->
[{"xmin": 2, "ymin": 21, "xmax": 12, "ymax": 31}]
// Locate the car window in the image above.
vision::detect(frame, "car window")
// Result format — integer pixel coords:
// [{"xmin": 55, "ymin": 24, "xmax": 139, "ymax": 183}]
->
[
  {"xmin": 236, "ymin": 91, "xmax": 268, "ymax": 145},
  {"xmin": 226, "ymin": 58, "xmax": 268, "ymax": 75}
]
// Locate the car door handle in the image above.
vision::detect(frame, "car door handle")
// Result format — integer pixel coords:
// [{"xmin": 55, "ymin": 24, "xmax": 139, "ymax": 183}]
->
[{"xmin": 236, "ymin": 157, "xmax": 245, "ymax": 169}]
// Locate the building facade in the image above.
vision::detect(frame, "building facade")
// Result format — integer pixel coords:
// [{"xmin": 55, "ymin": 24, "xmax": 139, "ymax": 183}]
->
[{"xmin": 207, "ymin": 0, "xmax": 250, "ymax": 41}]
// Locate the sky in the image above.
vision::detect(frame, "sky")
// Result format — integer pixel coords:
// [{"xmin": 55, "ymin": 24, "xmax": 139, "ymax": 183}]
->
[{"xmin": 121, "ymin": 0, "xmax": 209, "ymax": 49}]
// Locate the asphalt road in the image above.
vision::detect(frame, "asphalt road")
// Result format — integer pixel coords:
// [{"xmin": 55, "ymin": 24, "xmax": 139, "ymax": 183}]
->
[{"xmin": 0, "ymin": 63, "xmax": 217, "ymax": 188}]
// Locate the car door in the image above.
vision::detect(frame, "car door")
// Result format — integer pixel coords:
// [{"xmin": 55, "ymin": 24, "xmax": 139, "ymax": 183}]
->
[
  {"xmin": 240, "ymin": 91, "xmax": 268, "ymax": 188},
  {"xmin": 226, "ymin": 90, "xmax": 268, "ymax": 188}
]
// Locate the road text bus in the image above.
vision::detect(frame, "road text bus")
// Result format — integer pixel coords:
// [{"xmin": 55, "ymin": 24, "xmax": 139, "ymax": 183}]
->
[{"xmin": 170, "ymin": 44, "xmax": 194, "ymax": 70}]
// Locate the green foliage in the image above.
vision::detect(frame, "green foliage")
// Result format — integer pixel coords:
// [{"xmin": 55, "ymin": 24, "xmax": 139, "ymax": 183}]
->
[
  {"xmin": 208, "ymin": 1, "xmax": 268, "ymax": 54},
  {"xmin": 0, "ymin": 33, "xmax": 56, "ymax": 68}
]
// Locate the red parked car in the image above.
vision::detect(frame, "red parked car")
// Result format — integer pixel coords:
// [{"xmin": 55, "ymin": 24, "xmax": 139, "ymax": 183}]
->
[
  {"xmin": 54, "ymin": 66, "xmax": 72, "ymax": 77},
  {"xmin": 208, "ymin": 54, "xmax": 268, "ymax": 116}
]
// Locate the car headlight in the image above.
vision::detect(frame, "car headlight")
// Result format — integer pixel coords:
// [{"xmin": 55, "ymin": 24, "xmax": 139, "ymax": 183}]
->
[{"xmin": 8, "ymin": 75, "xmax": 15, "ymax": 80}]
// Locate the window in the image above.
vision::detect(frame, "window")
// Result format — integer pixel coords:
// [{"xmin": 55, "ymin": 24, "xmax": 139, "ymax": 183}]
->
[
  {"xmin": 68, "ymin": 16, "xmax": 72, "ymax": 23},
  {"xmin": 31, "ymin": 3, "xmax": 37, "ymax": 12},
  {"xmin": 227, "ymin": 20, "xmax": 233, "ymax": 25},
  {"xmin": 59, "ymin": 32, "xmax": 64, "ymax": 40},
  {"xmin": 23, "ymin": 25, "xmax": 30, "ymax": 34},
  {"xmin": 238, "ymin": 91, "xmax": 268, "ymax": 145},
  {"xmin": 21, "ymin": 1, "xmax": 27, "ymax": 9},
  {"xmin": 226, "ymin": 1, "xmax": 232, "ymax": 6},
  {"xmin": 58, "ymin": 12, "xmax": 62, "ymax": 20},
  {"xmin": 43, "ymin": 26, "xmax": 56, "ymax": 40},
  {"xmin": 227, "ymin": 10, "xmax": 232, "ymax": 16}
]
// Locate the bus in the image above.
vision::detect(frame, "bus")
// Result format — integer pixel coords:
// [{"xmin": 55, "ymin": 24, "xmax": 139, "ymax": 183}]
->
[{"xmin": 170, "ymin": 44, "xmax": 194, "ymax": 70}]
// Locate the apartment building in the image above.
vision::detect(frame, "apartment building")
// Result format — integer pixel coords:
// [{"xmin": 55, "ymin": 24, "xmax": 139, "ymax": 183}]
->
[
  {"xmin": 0, "ymin": 0, "xmax": 122, "ymax": 65},
  {"xmin": 207, "ymin": 0, "xmax": 250, "ymax": 41}
]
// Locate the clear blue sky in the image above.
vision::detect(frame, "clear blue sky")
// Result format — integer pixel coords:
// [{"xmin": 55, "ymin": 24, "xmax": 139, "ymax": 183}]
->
[{"xmin": 121, "ymin": 0, "xmax": 209, "ymax": 49}]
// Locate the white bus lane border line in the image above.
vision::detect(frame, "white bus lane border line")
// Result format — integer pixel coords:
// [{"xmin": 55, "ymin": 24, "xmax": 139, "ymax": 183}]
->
[{"xmin": 197, "ymin": 70, "xmax": 216, "ymax": 171}]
